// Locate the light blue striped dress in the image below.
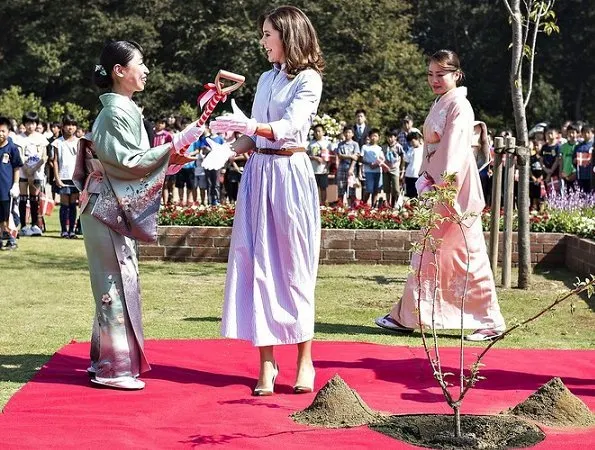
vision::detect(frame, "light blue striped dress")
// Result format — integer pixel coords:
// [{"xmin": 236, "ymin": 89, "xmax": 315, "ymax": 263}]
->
[{"xmin": 221, "ymin": 64, "xmax": 322, "ymax": 346}]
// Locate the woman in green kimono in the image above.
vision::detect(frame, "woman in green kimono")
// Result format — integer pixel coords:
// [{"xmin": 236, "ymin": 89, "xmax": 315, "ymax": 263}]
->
[{"xmin": 77, "ymin": 40, "xmax": 202, "ymax": 390}]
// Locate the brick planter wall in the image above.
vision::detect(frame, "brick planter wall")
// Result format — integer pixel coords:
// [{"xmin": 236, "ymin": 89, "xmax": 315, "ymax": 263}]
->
[
  {"xmin": 319, "ymin": 229, "xmax": 421, "ymax": 264},
  {"xmin": 140, "ymin": 226, "xmax": 232, "ymax": 263},
  {"xmin": 140, "ymin": 227, "xmax": 577, "ymax": 269},
  {"xmin": 565, "ymin": 235, "xmax": 595, "ymax": 277}
]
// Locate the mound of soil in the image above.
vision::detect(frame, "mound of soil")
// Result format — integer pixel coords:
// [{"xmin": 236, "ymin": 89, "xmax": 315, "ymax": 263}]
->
[
  {"xmin": 370, "ymin": 414, "xmax": 545, "ymax": 449},
  {"xmin": 510, "ymin": 377, "xmax": 595, "ymax": 427},
  {"xmin": 291, "ymin": 374, "xmax": 381, "ymax": 428}
]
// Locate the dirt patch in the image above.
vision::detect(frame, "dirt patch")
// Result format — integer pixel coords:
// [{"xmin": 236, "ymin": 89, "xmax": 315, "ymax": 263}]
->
[
  {"xmin": 370, "ymin": 414, "xmax": 545, "ymax": 449},
  {"xmin": 510, "ymin": 377, "xmax": 595, "ymax": 427},
  {"xmin": 291, "ymin": 375, "xmax": 589, "ymax": 447},
  {"xmin": 290, "ymin": 374, "xmax": 382, "ymax": 428}
]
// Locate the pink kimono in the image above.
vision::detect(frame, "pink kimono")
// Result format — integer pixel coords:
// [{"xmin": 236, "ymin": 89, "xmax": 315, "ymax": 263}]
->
[{"xmin": 389, "ymin": 87, "xmax": 505, "ymax": 331}]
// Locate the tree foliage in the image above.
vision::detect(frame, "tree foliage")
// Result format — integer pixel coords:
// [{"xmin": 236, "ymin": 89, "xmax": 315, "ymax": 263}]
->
[
  {"xmin": 0, "ymin": 0, "xmax": 430, "ymax": 130},
  {"xmin": 411, "ymin": 0, "xmax": 595, "ymax": 127},
  {"xmin": 0, "ymin": 0, "xmax": 592, "ymax": 130},
  {"xmin": 0, "ymin": 86, "xmax": 91, "ymax": 129},
  {"xmin": 411, "ymin": 0, "xmax": 515, "ymax": 128},
  {"xmin": 0, "ymin": 86, "xmax": 46, "ymax": 122},
  {"xmin": 526, "ymin": 76, "xmax": 563, "ymax": 125}
]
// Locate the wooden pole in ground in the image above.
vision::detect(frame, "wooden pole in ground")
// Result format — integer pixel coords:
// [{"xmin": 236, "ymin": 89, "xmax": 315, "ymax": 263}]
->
[
  {"xmin": 489, "ymin": 137, "xmax": 505, "ymax": 275},
  {"xmin": 516, "ymin": 144, "xmax": 531, "ymax": 288},
  {"xmin": 501, "ymin": 136, "xmax": 516, "ymax": 288}
]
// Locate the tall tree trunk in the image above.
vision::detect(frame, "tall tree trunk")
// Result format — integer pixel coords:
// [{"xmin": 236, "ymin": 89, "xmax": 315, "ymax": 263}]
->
[{"xmin": 509, "ymin": 0, "xmax": 531, "ymax": 288}]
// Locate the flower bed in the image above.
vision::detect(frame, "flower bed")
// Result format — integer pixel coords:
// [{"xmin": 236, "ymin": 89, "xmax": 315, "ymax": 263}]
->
[
  {"xmin": 149, "ymin": 192, "xmax": 595, "ymax": 272},
  {"xmin": 480, "ymin": 209, "xmax": 595, "ymax": 239},
  {"xmin": 159, "ymin": 203, "xmax": 235, "ymax": 227},
  {"xmin": 158, "ymin": 198, "xmax": 595, "ymax": 240}
]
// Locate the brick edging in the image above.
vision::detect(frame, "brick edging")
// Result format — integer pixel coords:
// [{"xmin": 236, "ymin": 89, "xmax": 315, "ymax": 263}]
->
[
  {"xmin": 565, "ymin": 235, "xmax": 595, "ymax": 277},
  {"xmin": 139, "ymin": 227, "xmax": 594, "ymax": 275}
]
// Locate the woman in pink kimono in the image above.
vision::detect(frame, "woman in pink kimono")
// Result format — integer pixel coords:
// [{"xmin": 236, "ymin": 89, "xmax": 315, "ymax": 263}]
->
[{"xmin": 375, "ymin": 50, "xmax": 505, "ymax": 341}]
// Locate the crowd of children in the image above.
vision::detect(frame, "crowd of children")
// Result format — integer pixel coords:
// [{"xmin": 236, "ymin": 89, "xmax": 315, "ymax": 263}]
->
[
  {"xmin": 503, "ymin": 122, "xmax": 594, "ymax": 211},
  {"xmin": 319, "ymin": 113, "xmax": 595, "ymax": 212},
  {"xmin": 155, "ymin": 117, "xmax": 247, "ymax": 207},
  {"xmin": 304, "ymin": 112, "xmax": 595, "ymax": 211},
  {"xmin": 1, "ymin": 107, "xmax": 593, "ymax": 252},
  {"xmin": 306, "ymin": 110, "xmax": 425, "ymax": 208},
  {"xmin": 0, "ymin": 112, "xmax": 86, "ymax": 250}
]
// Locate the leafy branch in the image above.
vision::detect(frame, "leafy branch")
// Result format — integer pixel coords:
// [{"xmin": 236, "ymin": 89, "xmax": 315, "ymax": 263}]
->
[
  {"xmin": 410, "ymin": 172, "xmax": 594, "ymax": 438},
  {"xmin": 459, "ymin": 274, "xmax": 595, "ymax": 400},
  {"xmin": 502, "ymin": 0, "xmax": 559, "ymax": 108}
]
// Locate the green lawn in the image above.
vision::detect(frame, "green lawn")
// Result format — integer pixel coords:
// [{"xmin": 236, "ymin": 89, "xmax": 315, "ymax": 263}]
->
[{"xmin": 0, "ymin": 214, "xmax": 593, "ymax": 409}]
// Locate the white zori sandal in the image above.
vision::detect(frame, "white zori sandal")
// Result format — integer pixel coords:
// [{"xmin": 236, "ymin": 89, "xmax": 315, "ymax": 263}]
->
[
  {"xmin": 464, "ymin": 329, "xmax": 504, "ymax": 342},
  {"xmin": 91, "ymin": 376, "xmax": 145, "ymax": 390},
  {"xmin": 374, "ymin": 314, "xmax": 414, "ymax": 333}
]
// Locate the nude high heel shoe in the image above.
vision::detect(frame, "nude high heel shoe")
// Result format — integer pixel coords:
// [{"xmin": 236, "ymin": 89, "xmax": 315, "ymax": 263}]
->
[
  {"xmin": 253, "ymin": 363, "xmax": 279, "ymax": 396},
  {"xmin": 293, "ymin": 366, "xmax": 315, "ymax": 394}
]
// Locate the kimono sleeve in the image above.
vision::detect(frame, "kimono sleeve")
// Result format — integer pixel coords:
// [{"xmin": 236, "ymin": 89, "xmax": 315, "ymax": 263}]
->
[
  {"xmin": 425, "ymin": 101, "xmax": 474, "ymax": 190},
  {"xmin": 269, "ymin": 71, "xmax": 322, "ymax": 141},
  {"xmin": 93, "ymin": 112, "xmax": 171, "ymax": 181}
]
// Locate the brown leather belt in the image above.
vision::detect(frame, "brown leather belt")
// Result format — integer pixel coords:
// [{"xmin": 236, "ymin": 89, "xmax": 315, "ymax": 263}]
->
[{"xmin": 255, "ymin": 147, "xmax": 305, "ymax": 156}]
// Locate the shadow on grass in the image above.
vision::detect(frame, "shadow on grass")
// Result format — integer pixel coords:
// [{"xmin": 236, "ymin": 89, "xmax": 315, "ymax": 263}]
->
[
  {"xmin": 183, "ymin": 316, "xmax": 221, "ymax": 323},
  {"xmin": 4, "ymin": 249, "xmax": 89, "ymax": 273},
  {"xmin": 315, "ymin": 322, "xmax": 462, "ymax": 340},
  {"xmin": 316, "ymin": 274, "xmax": 407, "ymax": 285},
  {"xmin": 534, "ymin": 267, "xmax": 595, "ymax": 313},
  {"xmin": 140, "ymin": 262, "xmax": 228, "ymax": 277},
  {"xmin": 0, "ymin": 354, "xmax": 52, "ymax": 383},
  {"xmin": 179, "ymin": 319, "xmax": 463, "ymax": 341},
  {"xmin": 368, "ymin": 275, "xmax": 408, "ymax": 285}
]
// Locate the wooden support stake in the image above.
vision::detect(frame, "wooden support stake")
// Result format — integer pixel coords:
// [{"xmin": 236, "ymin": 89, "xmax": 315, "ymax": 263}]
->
[
  {"xmin": 489, "ymin": 137, "xmax": 505, "ymax": 275},
  {"xmin": 501, "ymin": 137, "xmax": 516, "ymax": 288}
]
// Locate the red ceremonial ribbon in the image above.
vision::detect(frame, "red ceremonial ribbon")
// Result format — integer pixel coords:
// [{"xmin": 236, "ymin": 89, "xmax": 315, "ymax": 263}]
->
[{"xmin": 196, "ymin": 83, "xmax": 227, "ymax": 128}]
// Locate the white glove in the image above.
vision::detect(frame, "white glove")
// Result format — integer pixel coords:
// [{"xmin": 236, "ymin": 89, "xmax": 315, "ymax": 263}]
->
[
  {"xmin": 415, "ymin": 173, "xmax": 434, "ymax": 195},
  {"xmin": 10, "ymin": 183, "xmax": 19, "ymax": 198},
  {"xmin": 202, "ymin": 138, "xmax": 236, "ymax": 171},
  {"xmin": 209, "ymin": 99, "xmax": 257, "ymax": 136},
  {"xmin": 172, "ymin": 122, "xmax": 205, "ymax": 152}
]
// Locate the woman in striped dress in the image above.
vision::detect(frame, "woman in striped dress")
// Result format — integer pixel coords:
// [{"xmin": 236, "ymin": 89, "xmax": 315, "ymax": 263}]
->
[{"xmin": 210, "ymin": 5, "xmax": 324, "ymax": 396}]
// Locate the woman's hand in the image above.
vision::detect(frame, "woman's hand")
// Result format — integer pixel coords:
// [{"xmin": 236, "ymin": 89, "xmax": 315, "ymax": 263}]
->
[
  {"xmin": 169, "ymin": 152, "xmax": 197, "ymax": 167},
  {"xmin": 209, "ymin": 99, "xmax": 257, "ymax": 136},
  {"xmin": 202, "ymin": 139, "xmax": 236, "ymax": 171},
  {"xmin": 166, "ymin": 145, "xmax": 198, "ymax": 175},
  {"xmin": 172, "ymin": 122, "xmax": 205, "ymax": 152}
]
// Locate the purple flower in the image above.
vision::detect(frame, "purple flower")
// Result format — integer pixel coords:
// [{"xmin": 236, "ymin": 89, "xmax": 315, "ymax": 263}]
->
[{"xmin": 545, "ymin": 189, "xmax": 595, "ymax": 212}]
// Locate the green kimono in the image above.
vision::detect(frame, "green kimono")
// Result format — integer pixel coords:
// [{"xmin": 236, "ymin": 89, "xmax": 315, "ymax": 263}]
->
[{"xmin": 80, "ymin": 93, "xmax": 170, "ymax": 379}]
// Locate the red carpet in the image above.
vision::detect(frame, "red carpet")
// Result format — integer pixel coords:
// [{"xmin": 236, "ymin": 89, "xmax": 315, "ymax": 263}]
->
[{"xmin": 1, "ymin": 339, "xmax": 594, "ymax": 449}]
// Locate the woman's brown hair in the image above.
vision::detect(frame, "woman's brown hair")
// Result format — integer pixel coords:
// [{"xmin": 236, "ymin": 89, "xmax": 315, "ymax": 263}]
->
[
  {"xmin": 429, "ymin": 49, "xmax": 465, "ymax": 86},
  {"xmin": 258, "ymin": 5, "xmax": 325, "ymax": 79}
]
